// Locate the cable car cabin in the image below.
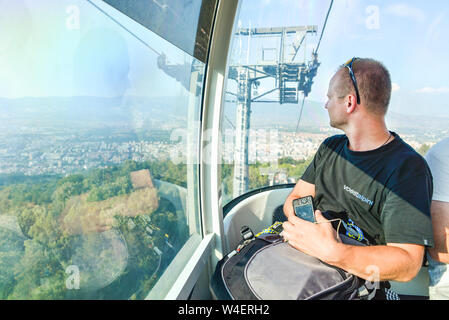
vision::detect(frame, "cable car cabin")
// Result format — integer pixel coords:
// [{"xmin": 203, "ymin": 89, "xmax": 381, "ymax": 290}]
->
[{"xmin": 0, "ymin": 0, "xmax": 448, "ymax": 301}]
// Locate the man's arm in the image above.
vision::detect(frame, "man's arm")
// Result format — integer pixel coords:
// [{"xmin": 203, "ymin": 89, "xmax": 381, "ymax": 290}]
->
[
  {"xmin": 332, "ymin": 242, "xmax": 424, "ymax": 282},
  {"xmin": 282, "ymin": 210, "xmax": 425, "ymax": 282},
  {"xmin": 283, "ymin": 179, "xmax": 315, "ymax": 219},
  {"xmin": 428, "ymin": 200, "xmax": 449, "ymax": 264}
]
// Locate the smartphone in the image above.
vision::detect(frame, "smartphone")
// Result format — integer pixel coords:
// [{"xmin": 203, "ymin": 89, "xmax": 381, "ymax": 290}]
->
[{"xmin": 292, "ymin": 196, "xmax": 316, "ymax": 223}]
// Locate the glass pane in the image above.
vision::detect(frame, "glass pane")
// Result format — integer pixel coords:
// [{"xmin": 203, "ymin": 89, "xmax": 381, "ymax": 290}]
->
[
  {"xmin": 0, "ymin": 0, "xmax": 203, "ymax": 299},
  {"xmin": 102, "ymin": 0, "xmax": 218, "ymax": 63},
  {"xmin": 220, "ymin": 0, "xmax": 449, "ymax": 206}
]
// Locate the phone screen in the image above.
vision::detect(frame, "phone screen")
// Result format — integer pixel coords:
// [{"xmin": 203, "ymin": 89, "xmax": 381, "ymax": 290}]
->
[{"xmin": 293, "ymin": 197, "xmax": 315, "ymax": 222}]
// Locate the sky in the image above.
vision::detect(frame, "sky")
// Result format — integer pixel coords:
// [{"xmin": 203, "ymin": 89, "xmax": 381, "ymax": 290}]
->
[
  {"xmin": 233, "ymin": 0, "xmax": 449, "ymax": 118},
  {"xmin": 0, "ymin": 0, "xmax": 193, "ymax": 99},
  {"xmin": 0, "ymin": 0, "xmax": 448, "ymax": 119}
]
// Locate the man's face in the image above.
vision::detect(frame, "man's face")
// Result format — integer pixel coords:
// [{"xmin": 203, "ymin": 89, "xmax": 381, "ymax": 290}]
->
[{"xmin": 325, "ymin": 73, "xmax": 347, "ymax": 129}]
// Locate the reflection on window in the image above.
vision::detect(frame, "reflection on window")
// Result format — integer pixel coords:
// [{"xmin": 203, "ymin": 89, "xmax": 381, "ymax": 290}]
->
[
  {"xmin": 0, "ymin": 0, "xmax": 206, "ymax": 299},
  {"xmin": 103, "ymin": 0, "xmax": 218, "ymax": 63},
  {"xmin": 220, "ymin": 0, "xmax": 449, "ymax": 206}
]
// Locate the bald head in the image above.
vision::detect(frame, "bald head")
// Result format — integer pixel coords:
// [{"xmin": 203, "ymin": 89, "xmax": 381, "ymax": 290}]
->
[{"xmin": 334, "ymin": 58, "xmax": 392, "ymax": 115}]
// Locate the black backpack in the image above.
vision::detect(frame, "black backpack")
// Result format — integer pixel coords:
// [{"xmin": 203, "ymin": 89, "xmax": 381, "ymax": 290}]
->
[{"xmin": 210, "ymin": 215, "xmax": 391, "ymax": 300}]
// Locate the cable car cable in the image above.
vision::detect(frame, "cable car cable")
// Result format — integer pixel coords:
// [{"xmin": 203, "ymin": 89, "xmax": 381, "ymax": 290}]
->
[
  {"xmin": 224, "ymin": 115, "xmax": 236, "ymax": 129},
  {"xmin": 315, "ymin": 0, "xmax": 334, "ymax": 54},
  {"xmin": 295, "ymin": 94, "xmax": 306, "ymax": 133},
  {"xmin": 296, "ymin": 0, "xmax": 334, "ymax": 133},
  {"xmin": 86, "ymin": 0, "xmax": 162, "ymax": 57}
]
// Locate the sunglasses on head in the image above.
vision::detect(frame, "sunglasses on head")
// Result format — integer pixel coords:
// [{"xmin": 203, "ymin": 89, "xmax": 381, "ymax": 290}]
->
[{"xmin": 343, "ymin": 57, "xmax": 361, "ymax": 105}]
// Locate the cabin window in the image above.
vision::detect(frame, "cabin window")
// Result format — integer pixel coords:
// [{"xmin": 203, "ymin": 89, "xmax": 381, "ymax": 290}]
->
[
  {"xmin": 220, "ymin": 0, "xmax": 449, "ymax": 206},
  {"xmin": 0, "ymin": 0, "xmax": 216, "ymax": 299}
]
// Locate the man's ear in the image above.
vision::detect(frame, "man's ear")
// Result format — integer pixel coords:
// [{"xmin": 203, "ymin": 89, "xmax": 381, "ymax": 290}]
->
[{"xmin": 346, "ymin": 94, "xmax": 357, "ymax": 114}]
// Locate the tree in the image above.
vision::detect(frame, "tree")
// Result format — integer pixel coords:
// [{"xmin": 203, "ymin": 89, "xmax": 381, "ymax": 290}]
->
[{"xmin": 417, "ymin": 143, "xmax": 431, "ymax": 156}]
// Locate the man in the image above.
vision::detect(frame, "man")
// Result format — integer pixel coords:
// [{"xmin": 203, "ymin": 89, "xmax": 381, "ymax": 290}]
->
[
  {"xmin": 282, "ymin": 58, "xmax": 434, "ymax": 284},
  {"xmin": 425, "ymin": 137, "xmax": 449, "ymax": 299}
]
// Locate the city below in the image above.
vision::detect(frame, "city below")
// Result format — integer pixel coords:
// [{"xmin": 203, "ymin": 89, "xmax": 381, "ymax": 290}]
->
[
  {"xmin": 0, "ymin": 125, "xmax": 445, "ymax": 180},
  {"xmin": 1, "ymin": 95, "xmax": 448, "ymax": 181}
]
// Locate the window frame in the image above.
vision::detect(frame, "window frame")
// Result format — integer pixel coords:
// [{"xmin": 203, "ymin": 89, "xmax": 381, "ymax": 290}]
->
[
  {"xmin": 143, "ymin": 0, "xmax": 240, "ymax": 299},
  {"xmin": 0, "ymin": 0, "xmax": 238, "ymax": 300},
  {"xmin": 87, "ymin": 0, "xmax": 225, "ymax": 300}
]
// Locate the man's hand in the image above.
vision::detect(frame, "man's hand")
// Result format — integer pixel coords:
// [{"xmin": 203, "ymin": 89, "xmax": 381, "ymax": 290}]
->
[
  {"xmin": 282, "ymin": 210, "xmax": 425, "ymax": 282},
  {"xmin": 282, "ymin": 209, "xmax": 341, "ymax": 262}
]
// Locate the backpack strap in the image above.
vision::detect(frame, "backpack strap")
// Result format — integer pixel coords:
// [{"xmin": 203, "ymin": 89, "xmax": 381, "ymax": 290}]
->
[
  {"xmin": 321, "ymin": 210, "xmax": 372, "ymax": 245},
  {"xmin": 227, "ymin": 226, "xmax": 256, "ymax": 258},
  {"xmin": 240, "ymin": 225, "xmax": 255, "ymax": 241}
]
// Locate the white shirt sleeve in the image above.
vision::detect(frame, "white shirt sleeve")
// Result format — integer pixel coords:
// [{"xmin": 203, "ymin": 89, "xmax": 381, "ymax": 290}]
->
[{"xmin": 425, "ymin": 137, "xmax": 449, "ymax": 203}]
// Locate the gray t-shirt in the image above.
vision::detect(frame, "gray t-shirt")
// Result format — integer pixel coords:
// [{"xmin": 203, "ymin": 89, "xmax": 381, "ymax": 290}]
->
[
  {"xmin": 424, "ymin": 137, "xmax": 449, "ymax": 293},
  {"xmin": 301, "ymin": 132, "xmax": 434, "ymax": 246}
]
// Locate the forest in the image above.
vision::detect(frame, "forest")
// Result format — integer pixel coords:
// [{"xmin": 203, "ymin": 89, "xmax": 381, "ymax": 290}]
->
[
  {"xmin": 0, "ymin": 159, "xmax": 190, "ymax": 299},
  {"xmin": 0, "ymin": 157, "xmax": 310, "ymax": 299}
]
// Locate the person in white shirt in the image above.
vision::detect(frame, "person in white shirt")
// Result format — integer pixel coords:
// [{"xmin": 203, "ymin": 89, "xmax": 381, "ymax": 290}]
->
[{"xmin": 425, "ymin": 137, "xmax": 449, "ymax": 299}]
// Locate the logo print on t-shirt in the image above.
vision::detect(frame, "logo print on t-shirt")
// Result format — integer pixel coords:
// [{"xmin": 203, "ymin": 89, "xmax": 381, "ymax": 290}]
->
[{"xmin": 343, "ymin": 185, "xmax": 374, "ymax": 206}]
